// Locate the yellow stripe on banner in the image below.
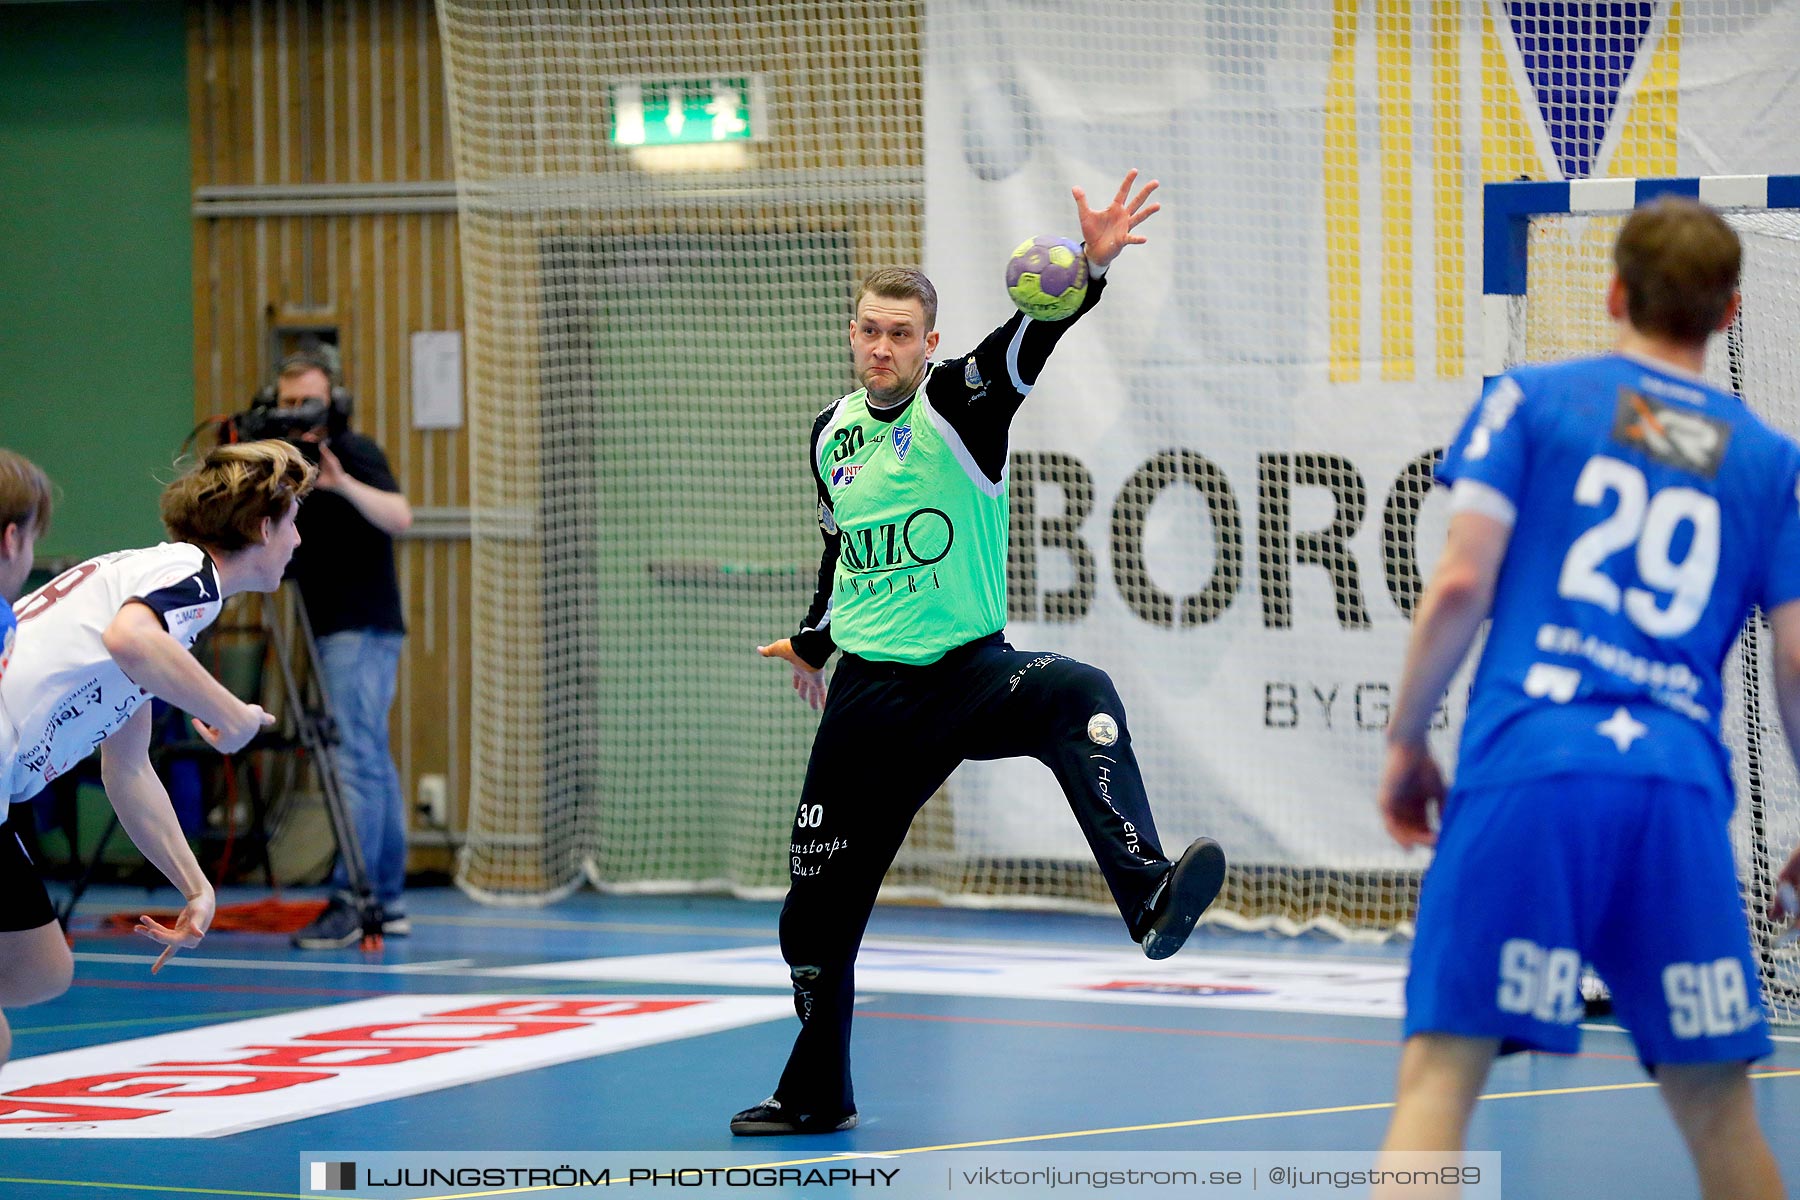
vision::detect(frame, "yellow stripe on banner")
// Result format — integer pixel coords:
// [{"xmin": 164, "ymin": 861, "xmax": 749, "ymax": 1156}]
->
[
  {"xmin": 1608, "ymin": 1, "xmax": 1680, "ymax": 178},
  {"xmin": 1431, "ymin": 0, "xmax": 1465, "ymax": 378},
  {"xmin": 1325, "ymin": 0, "xmax": 1361, "ymax": 383},
  {"xmin": 1481, "ymin": 8, "xmax": 1542, "ymax": 185},
  {"xmin": 1376, "ymin": 0, "xmax": 1415, "ymax": 381}
]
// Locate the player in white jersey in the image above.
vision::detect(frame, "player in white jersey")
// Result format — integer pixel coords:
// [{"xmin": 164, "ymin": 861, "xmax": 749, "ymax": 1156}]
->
[
  {"xmin": 0, "ymin": 441, "xmax": 314, "ymax": 1075},
  {"xmin": 1375, "ymin": 199, "xmax": 1800, "ymax": 1198}
]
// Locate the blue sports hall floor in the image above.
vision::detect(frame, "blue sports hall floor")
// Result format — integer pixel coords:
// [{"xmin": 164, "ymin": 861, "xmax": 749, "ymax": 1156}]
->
[{"xmin": 3, "ymin": 885, "xmax": 1796, "ymax": 1199}]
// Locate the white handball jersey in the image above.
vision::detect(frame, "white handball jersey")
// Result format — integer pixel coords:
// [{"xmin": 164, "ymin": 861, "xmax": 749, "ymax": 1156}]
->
[{"xmin": 2, "ymin": 543, "xmax": 223, "ymax": 805}]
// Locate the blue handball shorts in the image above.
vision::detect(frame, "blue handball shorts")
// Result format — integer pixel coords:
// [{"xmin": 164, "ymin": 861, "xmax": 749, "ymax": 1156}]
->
[{"xmin": 1405, "ymin": 774, "xmax": 1772, "ymax": 1067}]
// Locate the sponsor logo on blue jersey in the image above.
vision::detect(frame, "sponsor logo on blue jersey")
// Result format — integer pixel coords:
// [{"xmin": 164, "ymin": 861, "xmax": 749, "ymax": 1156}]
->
[{"xmin": 1611, "ymin": 387, "xmax": 1729, "ymax": 478}]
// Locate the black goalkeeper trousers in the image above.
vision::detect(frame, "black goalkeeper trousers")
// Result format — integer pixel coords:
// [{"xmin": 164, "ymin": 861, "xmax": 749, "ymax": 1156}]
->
[{"xmin": 773, "ymin": 632, "xmax": 1175, "ymax": 1117}]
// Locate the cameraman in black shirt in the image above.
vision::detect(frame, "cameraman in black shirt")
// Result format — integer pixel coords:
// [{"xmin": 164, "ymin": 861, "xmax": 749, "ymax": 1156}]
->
[{"xmin": 268, "ymin": 351, "xmax": 416, "ymax": 950}]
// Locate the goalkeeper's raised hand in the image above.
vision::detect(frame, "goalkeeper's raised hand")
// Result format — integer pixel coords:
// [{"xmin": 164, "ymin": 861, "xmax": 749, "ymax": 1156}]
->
[{"xmin": 1073, "ymin": 168, "xmax": 1161, "ymax": 270}]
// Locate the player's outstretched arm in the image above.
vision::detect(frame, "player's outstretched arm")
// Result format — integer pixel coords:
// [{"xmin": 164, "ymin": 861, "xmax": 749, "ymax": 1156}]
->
[
  {"xmin": 1380, "ymin": 511, "xmax": 1511, "ymax": 848},
  {"xmin": 99, "ymin": 706, "xmax": 216, "ymax": 972},
  {"xmin": 933, "ymin": 171, "xmax": 1162, "ymax": 469},
  {"xmin": 757, "ymin": 637, "xmax": 827, "ymax": 711},
  {"xmin": 1072, "ymin": 168, "xmax": 1160, "ymax": 270},
  {"xmin": 1764, "ymin": 598, "xmax": 1800, "ymax": 926},
  {"xmin": 102, "ymin": 602, "xmax": 273, "ymax": 754}
]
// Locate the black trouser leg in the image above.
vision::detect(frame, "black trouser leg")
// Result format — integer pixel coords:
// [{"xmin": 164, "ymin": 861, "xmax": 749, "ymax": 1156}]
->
[
  {"xmin": 773, "ymin": 666, "xmax": 955, "ymax": 1117},
  {"xmin": 976, "ymin": 650, "xmax": 1172, "ymax": 933}
]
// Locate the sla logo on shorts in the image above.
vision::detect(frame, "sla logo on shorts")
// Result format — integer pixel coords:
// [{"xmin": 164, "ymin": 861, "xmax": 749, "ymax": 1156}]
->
[
  {"xmin": 1087, "ymin": 713, "xmax": 1118, "ymax": 746},
  {"xmin": 1664, "ymin": 958, "xmax": 1763, "ymax": 1038}
]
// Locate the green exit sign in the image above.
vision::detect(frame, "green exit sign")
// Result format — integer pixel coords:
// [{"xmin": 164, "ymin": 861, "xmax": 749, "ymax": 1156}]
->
[{"xmin": 610, "ymin": 76, "xmax": 764, "ymax": 146}]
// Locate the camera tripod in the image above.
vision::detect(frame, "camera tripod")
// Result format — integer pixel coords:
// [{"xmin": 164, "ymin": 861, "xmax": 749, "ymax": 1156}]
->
[
  {"xmin": 264, "ymin": 584, "xmax": 385, "ymax": 947},
  {"xmin": 55, "ymin": 583, "xmax": 383, "ymax": 948}
]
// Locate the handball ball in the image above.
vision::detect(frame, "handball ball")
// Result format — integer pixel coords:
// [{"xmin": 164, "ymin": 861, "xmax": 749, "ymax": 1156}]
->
[{"xmin": 1006, "ymin": 236, "xmax": 1088, "ymax": 321}]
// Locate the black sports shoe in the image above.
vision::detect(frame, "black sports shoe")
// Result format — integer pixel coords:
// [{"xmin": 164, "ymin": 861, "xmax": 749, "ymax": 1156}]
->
[
  {"xmin": 1139, "ymin": 837, "xmax": 1227, "ymax": 960},
  {"xmin": 291, "ymin": 894, "xmax": 363, "ymax": 950},
  {"xmin": 729, "ymin": 1097, "xmax": 858, "ymax": 1136}
]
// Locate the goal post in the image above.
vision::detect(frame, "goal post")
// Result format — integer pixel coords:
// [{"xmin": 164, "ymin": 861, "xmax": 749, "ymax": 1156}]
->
[{"xmin": 1483, "ymin": 173, "xmax": 1800, "ymax": 1023}]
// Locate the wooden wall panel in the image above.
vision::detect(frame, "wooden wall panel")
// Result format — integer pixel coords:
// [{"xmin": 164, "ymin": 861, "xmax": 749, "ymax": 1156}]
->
[
  {"xmin": 190, "ymin": 0, "xmax": 468, "ymax": 869},
  {"xmin": 194, "ymin": 1, "xmax": 927, "ymax": 881}
]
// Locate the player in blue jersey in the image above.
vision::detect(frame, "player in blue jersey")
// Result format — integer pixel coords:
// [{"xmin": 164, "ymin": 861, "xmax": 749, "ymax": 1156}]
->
[{"xmin": 1376, "ymin": 197, "xmax": 1799, "ymax": 1200}]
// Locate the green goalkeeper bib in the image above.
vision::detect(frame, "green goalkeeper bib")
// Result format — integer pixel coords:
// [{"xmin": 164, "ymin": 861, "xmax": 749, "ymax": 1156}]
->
[{"xmin": 818, "ymin": 371, "xmax": 1008, "ymax": 664}]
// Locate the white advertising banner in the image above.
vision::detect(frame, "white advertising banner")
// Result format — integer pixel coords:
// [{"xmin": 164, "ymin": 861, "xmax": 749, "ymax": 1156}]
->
[
  {"xmin": 922, "ymin": 1, "xmax": 1800, "ymax": 868},
  {"xmin": 483, "ymin": 942, "xmax": 1408, "ymax": 1019},
  {"xmin": 0, "ymin": 994, "xmax": 791, "ymax": 1138}
]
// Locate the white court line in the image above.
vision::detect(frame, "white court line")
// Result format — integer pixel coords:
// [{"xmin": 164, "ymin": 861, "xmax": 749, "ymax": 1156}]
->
[
  {"xmin": 71, "ymin": 952, "xmax": 477, "ymax": 974},
  {"xmin": 1581, "ymin": 1020, "xmax": 1800, "ymax": 1045}
]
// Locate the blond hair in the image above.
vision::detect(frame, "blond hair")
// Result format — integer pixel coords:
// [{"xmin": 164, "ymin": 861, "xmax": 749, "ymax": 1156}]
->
[
  {"xmin": 855, "ymin": 267, "xmax": 939, "ymax": 330},
  {"xmin": 0, "ymin": 448, "xmax": 52, "ymax": 538},
  {"xmin": 1615, "ymin": 196, "xmax": 1742, "ymax": 345},
  {"xmin": 161, "ymin": 441, "xmax": 316, "ymax": 551}
]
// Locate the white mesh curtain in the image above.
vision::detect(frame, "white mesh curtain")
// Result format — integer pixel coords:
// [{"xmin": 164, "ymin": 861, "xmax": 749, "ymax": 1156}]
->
[{"xmin": 437, "ymin": 2, "xmax": 924, "ymax": 902}]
